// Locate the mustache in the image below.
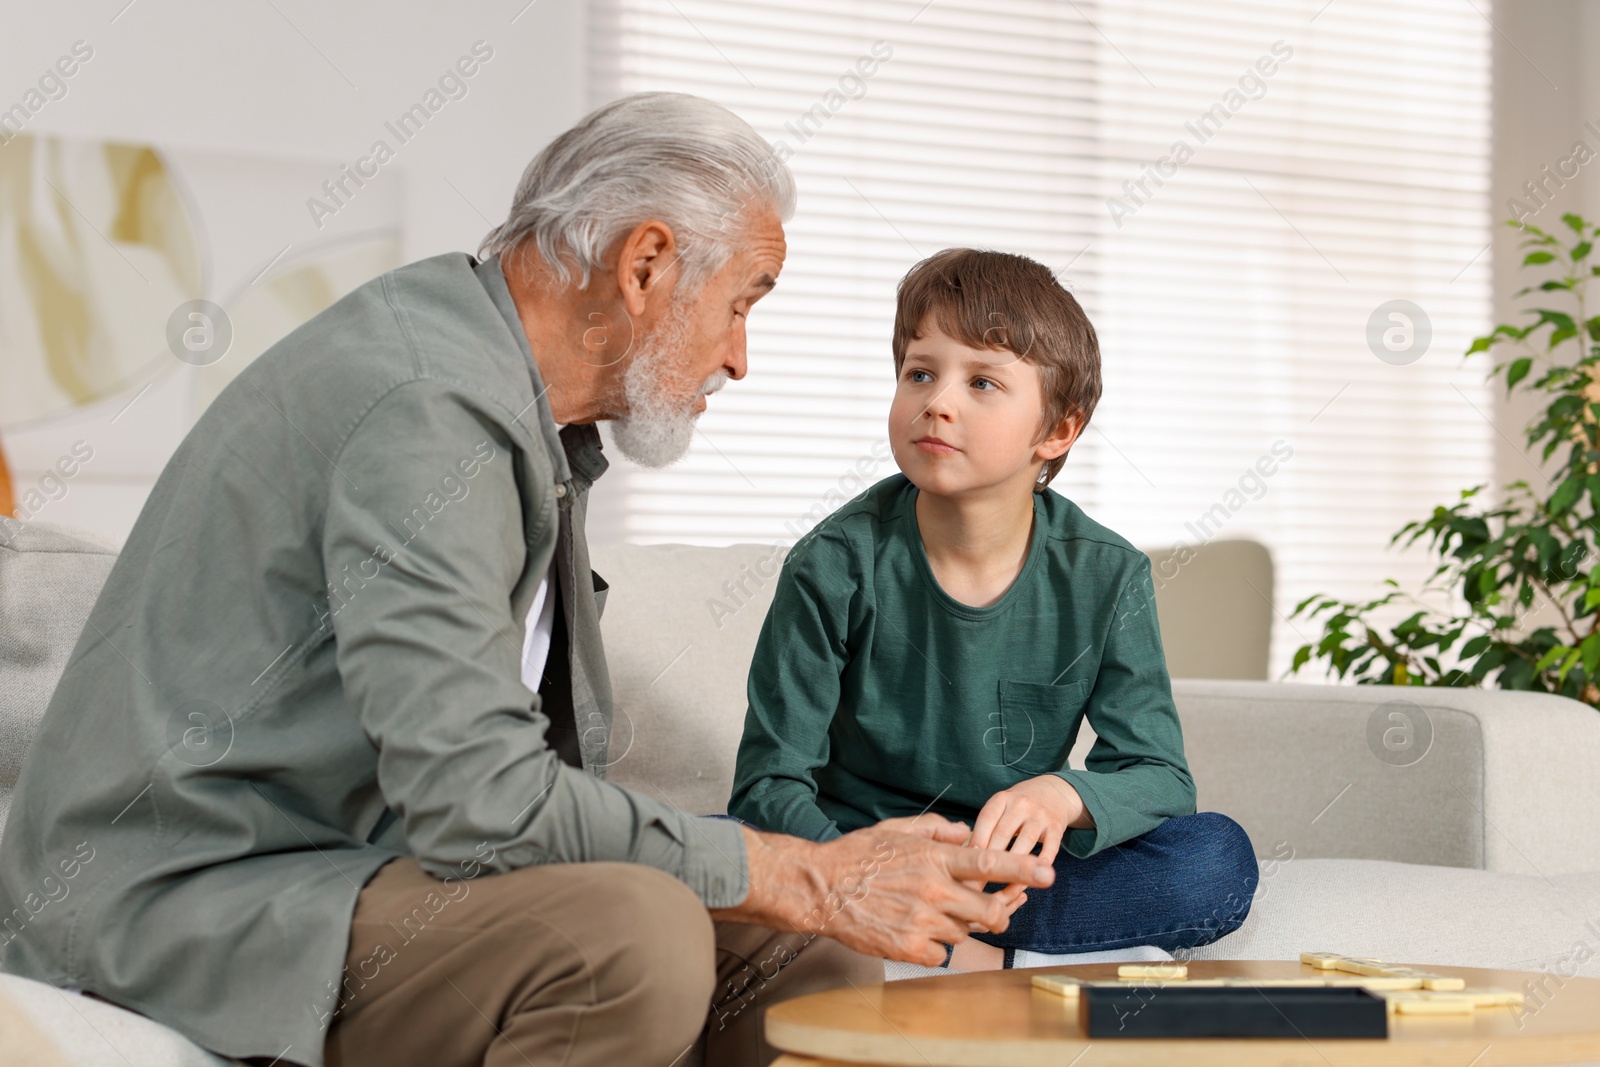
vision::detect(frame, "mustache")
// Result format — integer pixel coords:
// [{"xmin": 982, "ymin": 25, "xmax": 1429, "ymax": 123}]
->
[{"xmin": 698, "ymin": 370, "xmax": 729, "ymax": 397}]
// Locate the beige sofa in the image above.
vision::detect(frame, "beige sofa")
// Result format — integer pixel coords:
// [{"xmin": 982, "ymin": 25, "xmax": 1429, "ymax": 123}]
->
[{"xmin": 3, "ymin": 521, "xmax": 1600, "ymax": 1065}]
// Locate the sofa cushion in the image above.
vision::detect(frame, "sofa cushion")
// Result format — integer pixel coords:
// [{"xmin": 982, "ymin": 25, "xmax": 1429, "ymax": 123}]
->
[
  {"xmin": 0, "ymin": 975, "xmax": 230, "ymax": 1067},
  {"xmin": 0, "ymin": 522, "xmax": 117, "ymax": 840},
  {"xmin": 0, "ymin": 974, "xmax": 71, "ymax": 1067}
]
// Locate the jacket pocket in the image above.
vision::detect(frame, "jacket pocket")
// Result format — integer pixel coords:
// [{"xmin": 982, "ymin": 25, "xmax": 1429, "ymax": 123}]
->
[{"xmin": 995, "ymin": 679, "xmax": 1091, "ymax": 775}]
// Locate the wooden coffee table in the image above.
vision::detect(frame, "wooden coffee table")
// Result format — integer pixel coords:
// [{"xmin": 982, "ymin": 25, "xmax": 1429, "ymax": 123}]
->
[{"xmin": 765, "ymin": 959, "xmax": 1600, "ymax": 1066}]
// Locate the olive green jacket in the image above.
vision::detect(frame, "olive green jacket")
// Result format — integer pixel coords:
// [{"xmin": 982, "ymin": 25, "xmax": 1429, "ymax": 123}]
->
[{"xmin": 0, "ymin": 252, "xmax": 750, "ymax": 1066}]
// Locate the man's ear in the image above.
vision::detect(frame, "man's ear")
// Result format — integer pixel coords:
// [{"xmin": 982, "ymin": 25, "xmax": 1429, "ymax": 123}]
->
[
  {"xmin": 613, "ymin": 219, "xmax": 679, "ymax": 317},
  {"xmin": 1036, "ymin": 412, "xmax": 1082, "ymax": 462}
]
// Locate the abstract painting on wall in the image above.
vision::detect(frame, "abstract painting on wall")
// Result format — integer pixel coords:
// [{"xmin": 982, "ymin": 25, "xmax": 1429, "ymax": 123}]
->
[
  {"xmin": 0, "ymin": 137, "xmax": 203, "ymax": 429},
  {"xmin": 0, "ymin": 132, "xmax": 403, "ymax": 540}
]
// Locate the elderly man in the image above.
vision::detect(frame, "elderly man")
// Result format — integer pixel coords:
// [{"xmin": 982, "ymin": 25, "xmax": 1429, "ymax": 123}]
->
[{"xmin": 0, "ymin": 93, "xmax": 1053, "ymax": 1067}]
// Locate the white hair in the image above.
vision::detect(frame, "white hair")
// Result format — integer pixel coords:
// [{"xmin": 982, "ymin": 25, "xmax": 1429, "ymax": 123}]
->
[{"xmin": 479, "ymin": 92, "xmax": 796, "ymax": 291}]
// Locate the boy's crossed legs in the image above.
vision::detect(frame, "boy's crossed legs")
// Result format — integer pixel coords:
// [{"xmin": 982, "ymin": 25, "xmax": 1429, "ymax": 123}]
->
[{"xmin": 962, "ymin": 810, "xmax": 1258, "ymax": 967}]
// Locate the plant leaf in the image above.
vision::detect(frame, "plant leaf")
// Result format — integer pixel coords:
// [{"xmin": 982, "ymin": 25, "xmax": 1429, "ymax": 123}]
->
[
  {"xmin": 1551, "ymin": 476, "xmax": 1584, "ymax": 515},
  {"xmin": 1507, "ymin": 357, "xmax": 1533, "ymax": 389},
  {"xmin": 1582, "ymin": 634, "xmax": 1600, "ymax": 677},
  {"xmin": 1537, "ymin": 309, "xmax": 1577, "ymax": 333},
  {"xmin": 1535, "ymin": 645, "xmax": 1569, "ymax": 673}
]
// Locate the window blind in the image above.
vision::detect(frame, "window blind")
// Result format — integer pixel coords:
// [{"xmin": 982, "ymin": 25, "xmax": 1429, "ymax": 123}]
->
[{"xmin": 587, "ymin": 0, "xmax": 1493, "ymax": 679}]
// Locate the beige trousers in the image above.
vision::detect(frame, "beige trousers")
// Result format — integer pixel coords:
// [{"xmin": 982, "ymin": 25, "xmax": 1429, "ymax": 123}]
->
[{"xmin": 320, "ymin": 856, "xmax": 881, "ymax": 1067}]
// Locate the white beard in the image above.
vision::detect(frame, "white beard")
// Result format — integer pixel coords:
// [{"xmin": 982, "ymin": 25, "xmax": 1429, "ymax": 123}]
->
[{"xmin": 610, "ymin": 299, "xmax": 727, "ymax": 468}]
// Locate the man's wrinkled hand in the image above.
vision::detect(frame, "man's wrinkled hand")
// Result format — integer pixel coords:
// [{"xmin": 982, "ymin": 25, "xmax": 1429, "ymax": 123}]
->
[{"xmin": 873, "ymin": 812, "xmax": 970, "ymax": 844}]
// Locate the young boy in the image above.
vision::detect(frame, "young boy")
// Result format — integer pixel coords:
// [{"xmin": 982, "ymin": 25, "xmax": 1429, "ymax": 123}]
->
[{"xmin": 728, "ymin": 248, "xmax": 1258, "ymax": 970}]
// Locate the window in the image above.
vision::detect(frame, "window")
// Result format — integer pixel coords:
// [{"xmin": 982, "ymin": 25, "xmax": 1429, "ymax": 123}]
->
[{"xmin": 588, "ymin": 0, "xmax": 1493, "ymax": 678}]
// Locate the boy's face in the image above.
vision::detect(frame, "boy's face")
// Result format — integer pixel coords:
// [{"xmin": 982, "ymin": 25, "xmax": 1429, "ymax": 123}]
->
[{"xmin": 888, "ymin": 318, "xmax": 1079, "ymax": 498}]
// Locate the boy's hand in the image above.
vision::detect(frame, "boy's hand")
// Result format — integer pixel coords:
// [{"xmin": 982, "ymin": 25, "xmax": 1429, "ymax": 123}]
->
[
  {"xmin": 879, "ymin": 813, "xmax": 1031, "ymax": 925},
  {"xmin": 970, "ymin": 774, "xmax": 1093, "ymax": 872},
  {"xmin": 987, "ymin": 880, "xmax": 1029, "ymax": 920}
]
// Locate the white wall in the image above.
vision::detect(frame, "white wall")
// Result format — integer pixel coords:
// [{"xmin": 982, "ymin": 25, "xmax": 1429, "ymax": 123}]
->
[
  {"xmin": 1, "ymin": 0, "xmax": 588, "ymax": 544},
  {"xmin": 1483, "ymin": 2, "xmax": 1600, "ymax": 642},
  {"xmin": 1490, "ymin": 1, "xmax": 1600, "ymax": 491}
]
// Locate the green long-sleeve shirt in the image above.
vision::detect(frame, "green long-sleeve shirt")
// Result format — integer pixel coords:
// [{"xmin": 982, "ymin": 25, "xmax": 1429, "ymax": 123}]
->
[{"xmin": 728, "ymin": 473, "xmax": 1196, "ymax": 858}]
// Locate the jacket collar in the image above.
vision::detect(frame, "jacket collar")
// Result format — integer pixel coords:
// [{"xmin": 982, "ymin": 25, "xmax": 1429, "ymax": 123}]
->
[{"xmin": 472, "ymin": 252, "xmax": 610, "ymax": 497}]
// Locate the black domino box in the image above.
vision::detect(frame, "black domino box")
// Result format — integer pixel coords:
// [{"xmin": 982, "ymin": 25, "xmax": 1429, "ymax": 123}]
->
[{"xmin": 1079, "ymin": 984, "xmax": 1389, "ymax": 1038}]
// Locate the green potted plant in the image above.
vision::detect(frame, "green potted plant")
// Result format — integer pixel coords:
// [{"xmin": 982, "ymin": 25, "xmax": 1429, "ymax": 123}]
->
[{"xmin": 1289, "ymin": 213, "xmax": 1600, "ymax": 710}]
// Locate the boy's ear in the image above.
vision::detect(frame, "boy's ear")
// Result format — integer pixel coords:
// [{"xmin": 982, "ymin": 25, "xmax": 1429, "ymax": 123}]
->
[{"xmin": 1036, "ymin": 412, "xmax": 1083, "ymax": 462}]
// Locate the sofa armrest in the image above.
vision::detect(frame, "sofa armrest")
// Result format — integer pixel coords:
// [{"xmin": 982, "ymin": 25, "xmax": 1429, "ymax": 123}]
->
[{"xmin": 1071, "ymin": 680, "xmax": 1600, "ymax": 876}]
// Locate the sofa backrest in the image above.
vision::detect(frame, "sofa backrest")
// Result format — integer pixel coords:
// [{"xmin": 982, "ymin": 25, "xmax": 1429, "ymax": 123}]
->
[
  {"xmin": 1145, "ymin": 538, "xmax": 1274, "ymax": 681},
  {"xmin": 591, "ymin": 542, "xmax": 782, "ymax": 817},
  {"xmin": 0, "ymin": 523, "xmax": 119, "ymax": 837}
]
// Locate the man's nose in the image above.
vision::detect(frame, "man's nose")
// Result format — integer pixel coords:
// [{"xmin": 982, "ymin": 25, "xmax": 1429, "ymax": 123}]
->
[{"xmin": 724, "ymin": 330, "xmax": 748, "ymax": 381}]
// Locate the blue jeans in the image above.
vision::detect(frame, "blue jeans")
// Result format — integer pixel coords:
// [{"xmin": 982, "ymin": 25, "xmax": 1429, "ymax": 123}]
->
[
  {"xmin": 705, "ymin": 810, "xmax": 1258, "ymax": 958},
  {"xmin": 969, "ymin": 811, "xmax": 1258, "ymax": 957}
]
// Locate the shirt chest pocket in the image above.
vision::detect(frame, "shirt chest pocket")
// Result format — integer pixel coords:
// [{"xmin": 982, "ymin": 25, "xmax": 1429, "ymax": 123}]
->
[{"xmin": 992, "ymin": 679, "xmax": 1091, "ymax": 776}]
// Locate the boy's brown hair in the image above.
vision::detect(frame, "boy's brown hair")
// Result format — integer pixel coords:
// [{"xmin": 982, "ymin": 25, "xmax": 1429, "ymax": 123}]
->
[{"xmin": 892, "ymin": 248, "xmax": 1101, "ymax": 491}]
